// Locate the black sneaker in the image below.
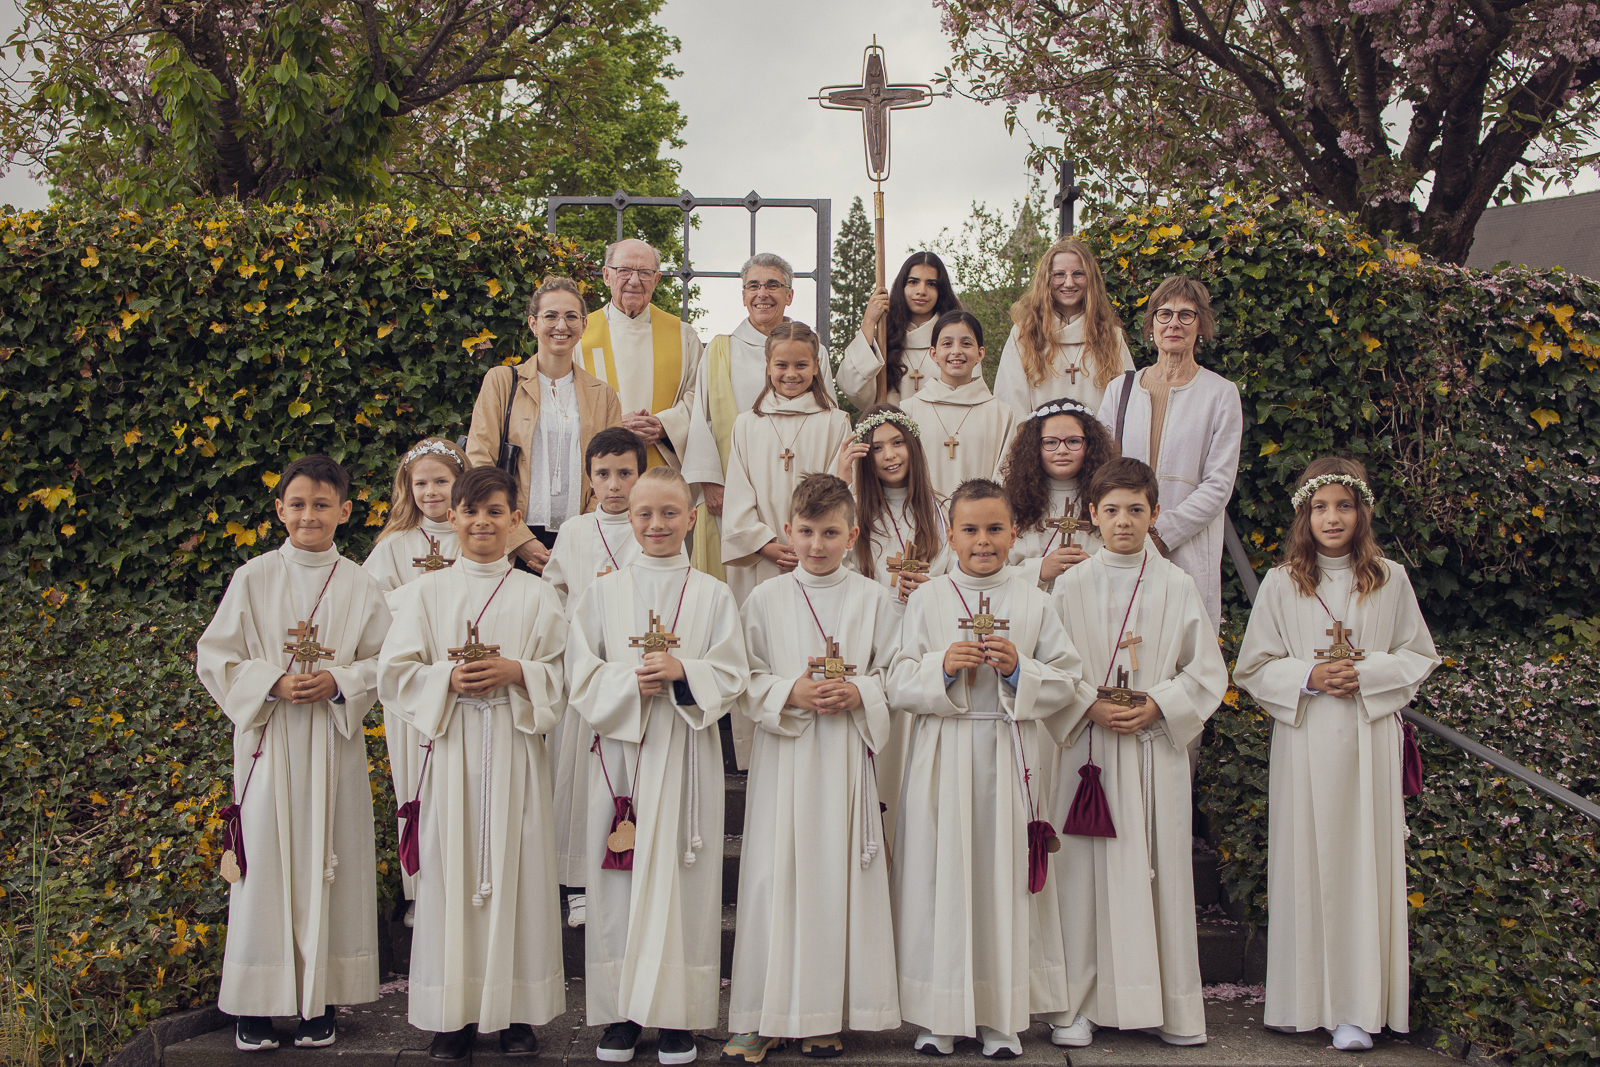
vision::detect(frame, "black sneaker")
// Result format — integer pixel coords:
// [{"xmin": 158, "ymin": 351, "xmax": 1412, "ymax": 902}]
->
[
  {"xmin": 235, "ymin": 1016, "xmax": 279, "ymax": 1051},
  {"xmin": 430, "ymin": 1025, "xmax": 477, "ymax": 1060},
  {"xmin": 598, "ymin": 1020, "xmax": 644, "ymax": 1063},
  {"xmin": 294, "ymin": 1007, "xmax": 337, "ymax": 1048},
  {"xmin": 500, "ymin": 1023, "xmax": 539, "ymax": 1056},
  {"xmin": 658, "ymin": 1030, "xmax": 698, "ymax": 1065}
]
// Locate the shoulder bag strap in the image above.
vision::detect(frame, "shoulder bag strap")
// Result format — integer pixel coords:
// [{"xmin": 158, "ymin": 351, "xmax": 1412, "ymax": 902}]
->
[{"xmin": 1114, "ymin": 368, "xmax": 1136, "ymax": 447}]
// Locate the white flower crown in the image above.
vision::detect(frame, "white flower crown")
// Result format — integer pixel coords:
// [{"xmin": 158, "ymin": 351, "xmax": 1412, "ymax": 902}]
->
[
  {"xmin": 403, "ymin": 440, "xmax": 464, "ymax": 469},
  {"xmin": 1291, "ymin": 473, "xmax": 1375, "ymax": 510},
  {"xmin": 853, "ymin": 409, "xmax": 921, "ymax": 441},
  {"xmin": 1025, "ymin": 399, "xmax": 1095, "ymax": 423}
]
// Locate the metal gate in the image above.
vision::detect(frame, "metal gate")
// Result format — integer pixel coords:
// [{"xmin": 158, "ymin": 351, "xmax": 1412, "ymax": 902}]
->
[{"xmin": 546, "ymin": 189, "xmax": 834, "ymax": 349}]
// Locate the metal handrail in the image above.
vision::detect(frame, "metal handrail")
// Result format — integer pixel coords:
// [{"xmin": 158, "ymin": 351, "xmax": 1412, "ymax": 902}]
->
[{"xmin": 1224, "ymin": 514, "xmax": 1599, "ymax": 826}]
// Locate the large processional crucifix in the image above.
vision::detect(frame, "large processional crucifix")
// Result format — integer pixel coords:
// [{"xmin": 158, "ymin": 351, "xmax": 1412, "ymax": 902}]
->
[{"xmin": 815, "ymin": 38, "xmax": 933, "ymax": 404}]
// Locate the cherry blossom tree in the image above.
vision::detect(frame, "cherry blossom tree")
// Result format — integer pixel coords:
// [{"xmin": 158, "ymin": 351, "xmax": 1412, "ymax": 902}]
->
[{"xmin": 936, "ymin": 0, "xmax": 1600, "ymax": 262}]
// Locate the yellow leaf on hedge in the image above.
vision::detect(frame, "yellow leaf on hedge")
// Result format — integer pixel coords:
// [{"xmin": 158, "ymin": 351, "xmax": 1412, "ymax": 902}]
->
[
  {"xmin": 238, "ymin": 261, "xmax": 259, "ymax": 278},
  {"xmin": 402, "ymin": 216, "xmax": 418, "ymax": 234},
  {"xmin": 1407, "ymin": 893, "xmax": 1423, "ymax": 908},
  {"xmin": 1530, "ymin": 408, "xmax": 1561, "ymax": 430},
  {"xmin": 376, "ymin": 323, "xmax": 394, "ymax": 338},
  {"xmin": 1222, "ymin": 687, "xmax": 1239, "ymax": 708},
  {"xmin": 91, "ymin": 792, "xmax": 108, "ymax": 805},
  {"xmin": 124, "ymin": 428, "xmax": 142, "ymax": 446},
  {"xmin": 203, "ymin": 416, "xmax": 220, "ymax": 431},
  {"xmin": 60, "ymin": 523, "xmax": 76, "ymax": 536},
  {"xmin": 294, "ymin": 264, "xmax": 307, "ymax": 278},
  {"xmin": 1532, "ymin": 506, "xmax": 1545, "ymax": 519},
  {"xmin": 208, "ymin": 322, "xmax": 227, "ymax": 334},
  {"xmin": 261, "ymin": 471, "xmax": 281, "ymax": 489},
  {"xmin": 1547, "ymin": 303, "xmax": 1575, "ymax": 330},
  {"xmin": 1358, "ymin": 332, "xmax": 1380, "ymax": 352},
  {"xmin": 107, "ymin": 324, "xmax": 121, "ymax": 342},
  {"xmin": 435, "ymin": 224, "xmax": 453, "ymax": 236},
  {"xmin": 466, "ymin": 231, "xmax": 481, "ymax": 243},
  {"xmin": 120, "ymin": 310, "xmax": 140, "ymax": 329},
  {"xmin": 1259, "ymin": 440, "xmax": 1280, "ymax": 456},
  {"xmin": 287, "ymin": 400, "xmax": 311, "ymax": 418},
  {"xmin": 356, "ymin": 487, "xmax": 371, "ymax": 502},
  {"xmin": 210, "ymin": 256, "xmax": 224, "ymax": 271},
  {"xmin": 29, "ymin": 486, "xmax": 76, "ymax": 512},
  {"xmin": 256, "ymin": 519, "xmax": 272, "ymax": 537},
  {"xmin": 81, "ymin": 246, "xmax": 99, "ymax": 267},
  {"xmin": 1499, "ymin": 917, "xmax": 1517, "ymax": 928},
  {"xmin": 225, "ymin": 521, "xmax": 257, "ymax": 547},
  {"xmin": 365, "ymin": 500, "xmax": 390, "ymax": 526},
  {"xmin": 485, "ymin": 278, "xmax": 502, "ymax": 297},
  {"xmin": 354, "ymin": 412, "xmax": 371, "ymax": 426},
  {"xmin": 462, "ymin": 327, "xmax": 497, "ymax": 351}
]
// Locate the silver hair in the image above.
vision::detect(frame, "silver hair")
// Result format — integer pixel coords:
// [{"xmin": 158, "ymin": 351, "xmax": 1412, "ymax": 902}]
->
[
  {"xmin": 604, "ymin": 239, "xmax": 662, "ymax": 270},
  {"xmin": 740, "ymin": 252, "xmax": 794, "ymax": 288}
]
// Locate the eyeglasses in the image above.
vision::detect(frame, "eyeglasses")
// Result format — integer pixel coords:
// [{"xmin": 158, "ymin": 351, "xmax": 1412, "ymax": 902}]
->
[
  {"xmin": 1041, "ymin": 436, "xmax": 1086, "ymax": 452},
  {"xmin": 607, "ymin": 266, "xmax": 658, "ymax": 281},
  {"xmin": 1049, "ymin": 271, "xmax": 1086, "ymax": 285},
  {"xmin": 743, "ymin": 281, "xmax": 790, "ymax": 293},
  {"xmin": 1154, "ymin": 308, "xmax": 1198, "ymax": 325}
]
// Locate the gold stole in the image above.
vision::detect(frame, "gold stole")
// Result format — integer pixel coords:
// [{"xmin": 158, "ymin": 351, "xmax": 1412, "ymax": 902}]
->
[
  {"xmin": 578, "ymin": 304, "xmax": 684, "ymax": 469},
  {"xmin": 688, "ymin": 334, "xmax": 738, "ymax": 581}
]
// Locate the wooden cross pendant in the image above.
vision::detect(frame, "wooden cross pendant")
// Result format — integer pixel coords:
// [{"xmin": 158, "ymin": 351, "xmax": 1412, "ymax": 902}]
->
[
  {"xmin": 957, "ymin": 593, "xmax": 1011, "ymax": 683},
  {"xmin": 448, "ymin": 621, "xmax": 501, "ymax": 664},
  {"xmin": 283, "ymin": 621, "xmax": 336, "ymax": 673},
  {"xmin": 1118, "ymin": 630, "xmax": 1143, "ymax": 672},
  {"xmin": 1097, "ymin": 666, "xmax": 1149, "ymax": 708},
  {"xmin": 907, "ymin": 364, "xmax": 924, "ymax": 390},
  {"xmin": 1315, "ymin": 621, "xmax": 1366, "ymax": 662},
  {"xmin": 596, "ymin": 565, "xmax": 614, "ymax": 578},
  {"xmin": 411, "ymin": 535, "xmax": 453, "ymax": 573},
  {"xmin": 779, "ymin": 448, "xmax": 796, "ymax": 472},
  {"xmin": 807, "ymin": 637, "xmax": 858, "ymax": 681},
  {"xmin": 886, "ymin": 544, "xmax": 928, "ymax": 577},
  {"xmin": 629, "ymin": 610, "xmax": 682, "ymax": 655},
  {"xmin": 944, "ymin": 435, "xmax": 960, "ymax": 459},
  {"xmin": 1050, "ymin": 514, "xmax": 1094, "ymax": 549},
  {"xmin": 1063, "ymin": 362, "xmax": 1081, "ymax": 385}
]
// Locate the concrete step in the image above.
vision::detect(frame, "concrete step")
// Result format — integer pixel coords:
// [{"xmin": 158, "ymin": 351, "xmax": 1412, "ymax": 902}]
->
[{"xmin": 163, "ymin": 987, "xmax": 1446, "ymax": 1067}]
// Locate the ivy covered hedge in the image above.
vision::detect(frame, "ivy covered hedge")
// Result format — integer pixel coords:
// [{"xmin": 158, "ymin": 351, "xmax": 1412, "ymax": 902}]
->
[
  {"xmin": 1203, "ymin": 626, "xmax": 1600, "ymax": 1066},
  {"xmin": 1079, "ymin": 194, "xmax": 1600, "ymax": 630},
  {"xmin": 0, "ymin": 201, "xmax": 599, "ymax": 597}
]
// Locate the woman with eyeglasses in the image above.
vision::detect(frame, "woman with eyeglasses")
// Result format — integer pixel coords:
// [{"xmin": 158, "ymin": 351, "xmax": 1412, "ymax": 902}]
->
[
  {"xmin": 999, "ymin": 397, "xmax": 1120, "ymax": 591},
  {"xmin": 1096, "ymin": 275, "xmax": 1243, "ymax": 631},
  {"xmin": 995, "ymin": 238, "xmax": 1134, "ymax": 419}
]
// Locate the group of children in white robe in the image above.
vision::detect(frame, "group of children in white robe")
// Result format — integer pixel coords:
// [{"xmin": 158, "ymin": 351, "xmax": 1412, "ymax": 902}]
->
[{"xmin": 195, "ymin": 303, "xmax": 1440, "ymax": 1060}]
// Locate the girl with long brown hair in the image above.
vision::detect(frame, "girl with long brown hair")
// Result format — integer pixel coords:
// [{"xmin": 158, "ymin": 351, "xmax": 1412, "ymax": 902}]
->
[
  {"xmin": 837, "ymin": 251, "xmax": 965, "ymax": 409},
  {"xmin": 1233, "ymin": 457, "xmax": 1440, "ymax": 1050},
  {"xmin": 834, "ymin": 404, "xmax": 950, "ymax": 600},
  {"xmin": 995, "ymin": 237, "xmax": 1133, "ymax": 417},
  {"xmin": 999, "ymin": 398, "xmax": 1119, "ymax": 590}
]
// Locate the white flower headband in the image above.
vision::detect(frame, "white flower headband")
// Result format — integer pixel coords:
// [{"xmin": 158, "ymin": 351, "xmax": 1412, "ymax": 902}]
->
[
  {"xmin": 1291, "ymin": 473, "xmax": 1375, "ymax": 510},
  {"xmin": 403, "ymin": 440, "xmax": 464, "ymax": 469},
  {"xmin": 854, "ymin": 409, "xmax": 921, "ymax": 442},
  {"xmin": 1025, "ymin": 400, "xmax": 1095, "ymax": 423}
]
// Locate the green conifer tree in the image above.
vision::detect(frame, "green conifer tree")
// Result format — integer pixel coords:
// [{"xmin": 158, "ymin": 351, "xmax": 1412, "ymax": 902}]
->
[{"xmin": 830, "ymin": 197, "xmax": 876, "ymax": 358}]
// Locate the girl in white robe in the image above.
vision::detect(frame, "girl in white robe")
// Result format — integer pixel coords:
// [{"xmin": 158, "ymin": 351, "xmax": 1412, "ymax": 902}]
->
[
  {"xmin": 566, "ymin": 467, "xmax": 750, "ymax": 1062},
  {"xmin": 1000, "ymin": 399, "xmax": 1116, "ymax": 592},
  {"xmin": 1232, "ymin": 459, "xmax": 1439, "ymax": 1050},
  {"xmin": 362, "ymin": 437, "xmax": 467, "ymax": 912},
  {"xmin": 836, "ymin": 251, "xmax": 964, "ymax": 409},
  {"xmin": 900, "ymin": 312, "xmax": 1017, "ymax": 500}
]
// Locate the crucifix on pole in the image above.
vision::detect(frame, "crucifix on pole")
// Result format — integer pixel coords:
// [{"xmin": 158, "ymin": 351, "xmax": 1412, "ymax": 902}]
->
[
  {"xmin": 815, "ymin": 38, "xmax": 932, "ymax": 403},
  {"xmin": 1055, "ymin": 156, "xmax": 1081, "ymax": 238}
]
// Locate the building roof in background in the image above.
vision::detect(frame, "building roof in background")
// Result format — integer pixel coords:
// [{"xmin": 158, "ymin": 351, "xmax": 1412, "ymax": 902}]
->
[{"xmin": 1466, "ymin": 190, "xmax": 1600, "ymax": 279}]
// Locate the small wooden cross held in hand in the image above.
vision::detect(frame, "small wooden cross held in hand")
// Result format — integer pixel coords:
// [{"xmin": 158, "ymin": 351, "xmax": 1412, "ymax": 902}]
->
[
  {"xmin": 1050, "ymin": 514, "xmax": 1095, "ymax": 550},
  {"xmin": 448, "ymin": 621, "xmax": 501, "ymax": 664},
  {"xmin": 807, "ymin": 637, "xmax": 858, "ymax": 681},
  {"xmin": 411, "ymin": 535, "xmax": 453, "ymax": 573},
  {"xmin": 1315, "ymin": 621, "xmax": 1366, "ymax": 662},
  {"xmin": 283, "ymin": 621, "xmax": 336, "ymax": 672},
  {"xmin": 779, "ymin": 448, "xmax": 796, "ymax": 472},
  {"xmin": 1097, "ymin": 666, "xmax": 1149, "ymax": 708},
  {"xmin": 629, "ymin": 611, "xmax": 682, "ymax": 656},
  {"xmin": 886, "ymin": 544, "xmax": 928, "ymax": 577},
  {"xmin": 1118, "ymin": 630, "xmax": 1143, "ymax": 672},
  {"xmin": 957, "ymin": 593, "xmax": 1011, "ymax": 683}
]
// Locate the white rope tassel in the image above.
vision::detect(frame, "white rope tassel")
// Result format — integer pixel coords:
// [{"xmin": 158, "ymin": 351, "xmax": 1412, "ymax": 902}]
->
[
  {"xmin": 683, "ymin": 722, "xmax": 702, "ymax": 866},
  {"xmin": 1138, "ymin": 727, "xmax": 1156, "ymax": 881},
  {"xmin": 323, "ymin": 710, "xmax": 339, "ymax": 883},
  {"xmin": 859, "ymin": 741, "xmax": 879, "ymax": 868},
  {"xmin": 473, "ymin": 698, "xmax": 495, "ymax": 907}
]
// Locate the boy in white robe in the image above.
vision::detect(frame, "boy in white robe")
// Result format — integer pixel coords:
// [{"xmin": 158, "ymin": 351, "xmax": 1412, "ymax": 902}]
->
[
  {"xmin": 196, "ymin": 455, "xmax": 391, "ymax": 1052},
  {"xmin": 1232, "ymin": 460, "xmax": 1439, "ymax": 1050},
  {"xmin": 900, "ymin": 312, "xmax": 1016, "ymax": 500},
  {"xmin": 1045, "ymin": 458, "xmax": 1228, "ymax": 1048},
  {"xmin": 724, "ymin": 475, "xmax": 903, "ymax": 1062},
  {"xmin": 888, "ymin": 478, "xmax": 1083, "ymax": 1058},
  {"xmin": 542, "ymin": 427, "xmax": 646, "ymax": 927},
  {"xmin": 566, "ymin": 466, "xmax": 750, "ymax": 1065},
  {"xmin": 377, "ymin": 465, "xmax": 569, "ymax": 1058}
]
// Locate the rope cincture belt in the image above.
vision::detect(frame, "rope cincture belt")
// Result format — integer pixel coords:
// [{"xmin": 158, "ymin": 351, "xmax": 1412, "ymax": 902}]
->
[
  {"xmin": 1136, "ymin": 720, "xmax": 1167, "ymax": 881},
  {"xmin": 468, "ymin": 693, "xmax": 513, "ymax": 907},
  {"xmin": 953, "ymin": 709, "xmax": 1029, "ymax": 807}
]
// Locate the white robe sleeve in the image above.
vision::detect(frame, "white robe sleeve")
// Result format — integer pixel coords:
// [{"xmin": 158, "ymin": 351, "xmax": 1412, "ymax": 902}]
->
[
  {"xmin": 656, "ymin": 324, "xmax": 704, "ymax": 460},
  {"xmin": 1352, "ymin": 564, "xmax": 1440, "ymax": 723},
  {"xmin": 508, "ymin": 579, "xmax": 570, "ymax": 736},
  {"xmin": 1143, "ymin": 576, "xmax": 1229, "ymax": 749},
  {"xmin": 376, "ymin": 581, "xmax": 458, "ymax": 741},
  {"xmin": 196, "ymin": 568, "xmax": 287, "ymax": 733},
  {"xmin": 680, "ymin": 355, "xmax": 724, "ymax": 487},
  {"xmin": 720, "ymin": 419, "xmax": 776, "ymax": 564},
  {"xmin": 362, "ymin": 537, "xmax": 406, "ymax": 604},
  {"xmin": 999, "ymin": 588, "xmax": 1085, "ymax": 727},
  {"xmin": 835, "ymin": 330, "xmax": 884, "ymax": 413},
  {"xmin": 1152, "ymin": 380, "xmax": 1243, "ymax": 552},
  {"xmin": 741, "ymin": 584, "xmax": 815, "ymax": 739},
  {"xmin": 674, "ymin": 578, "xmax": 750, "ymax": 730},
  {"xmin": 993, "ymin": 326, "xmax": 1028, "ymax": 418},
  {"xmin": 886, "ymin": 582, "xmax": 971, "ymax": 718},
  {"xmin": 542, "ymin": 529, "xmax": 575, "ymax": 610},
  {"xmin": 849, "ymin": 582, "xmax": 901, "ymax": 753},
  {"xmin": 1232, "ymin": 568, "xmax": 1318, "ymax": 728},
  {"xmin": 322, "ymin": 575, "xmax": 391, "ymax": 739}
]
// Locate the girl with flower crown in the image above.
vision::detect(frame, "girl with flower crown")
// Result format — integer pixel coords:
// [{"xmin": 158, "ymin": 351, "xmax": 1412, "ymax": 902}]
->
[
  {"xmin": 835, "ymin": 404, "xmax": 951, "ymax": 602},
  {"xmin": 1233, "ymin": 457, "xmax": 1440, "ymax": 1051},
  {"xmin": 1000, "ymin": 398, "xmax": 1119, "ymax": 591}
]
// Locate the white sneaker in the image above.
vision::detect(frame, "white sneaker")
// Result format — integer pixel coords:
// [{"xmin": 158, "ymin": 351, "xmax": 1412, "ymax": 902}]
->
[
  {"xmin": 403, "ymin": 901, "xmax": 415, "ymax": 929},
  {"xmin": 1144, "ymin": 1027, "xmax": 1208, "ymax": 1046},
  {"xmin": 1331, "ymin": 1025, "xmax": 1373, "ymax": 1051},
  {"xmin": 979, "ymin": 1027, "xmax": 1021, "ymax": 1058},
  {"xmin": 1050, "ymin": 1015, "xmax": 1097, "ymax": 1047},
  {"xmin": 567, "ymin": 893, "xmax": 587, "ymax": 928},
  {"xmin": 912, "ymin": 1030, "xmax": 954, "ymax": 1056}
]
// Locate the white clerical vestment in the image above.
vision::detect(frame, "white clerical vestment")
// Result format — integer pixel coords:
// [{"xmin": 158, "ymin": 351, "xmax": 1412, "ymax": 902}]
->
[
  {"xmin": 1233, "ymin": 555, "xmax": 1439, "ymax": 1035},
  {"xmin": 543, "ymin": 507, "xmax": 643, "ymax": 885},
  {"xmin": 900, "ymin": 380, "xmax": 1016, "ymax": 500},
  {"xmin": 1046, "ymin": 547, "xmax": 1228, "ymax": 1037},
  {"xmin": 578, "ymin": 301, "xmax": 702, "ymax": 468},
  {"xmin": 837, "ymin": 318, "xmax": 956, "ymax": 410},
  {"xmin": 377, "ymin": 560, "xmax": 568, "ymax": 1033},
  {"xmin": 1007, "ymin": 478, "xmax": 1102, "ymax": 593},
  {"xmin": 887, "ymin": 569, "xmax": 1083, "ymax": 1037},
  {"xmin": 994, "ymin": 320, "xmax": 1134, "ymax": 420},
  {"xmin": 363, "ymin": 517, "xmax": 459, "ymax": 901},
  {"xmin": 729, "ymin": 567, "xmax": 903, "ymax": 1037},
  {"xmin": 566, "ymin": 552, "xmax": 750, "ymax": 1030},
  {"xmin": 195, "ymin": 541, "xmax": 391, "ymax": 1019}
]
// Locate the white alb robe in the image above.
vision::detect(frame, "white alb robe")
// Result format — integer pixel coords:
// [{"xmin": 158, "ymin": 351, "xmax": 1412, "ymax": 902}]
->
[
  {"xmin": 1233, "ymin": 555, "xmax": 1439, "ymax": 1035},
  {"xmin": 1046, "ymin": 547, "xmax": 1228, "ymax": 1037},
  {"xmin": 196, "ymin": 541, "xmax": 391, "ymax": 1019},
  {"xmin": 580, "ymin": 301, "xmax": 703, "ymax": 464},
  {"xmin": 363, "ymin": 516, "xmax": 460, "ymax": 901},
  {"xmin": 1007, "ymin": 478, "xmax": 1103, "ymax": 593},
  {"xmin": 837, "ymin": 318, "xmax": 959, "ymax": 409},
  {"xmin": 543, "ymin": 507, "xmax": 643, "ymax": 885},
  {"xmin": 720, "ymin": 392, "xmax": 854, "ymax": 607},
  {"xmin": 994, "ymin": 320, "xmax": 1134, "ymax": 419},
  {"xmin": 900, "ymin": 379, "xmax": 1016, "ymax": 500},
  {"xmin": 566, "ymin": 552, "xmax": 751, "ymax": 1030},
  {"xmin": 887, "ymin": 569, "xmax": 1083, "ymax": 1037},
  {"xmin": 730, "ymin": 566, "xmax": 903, "ymax": 1037},
  {"xmin": 377, "ymin": 560, "xmax": 568, "ymax": 1032}
]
